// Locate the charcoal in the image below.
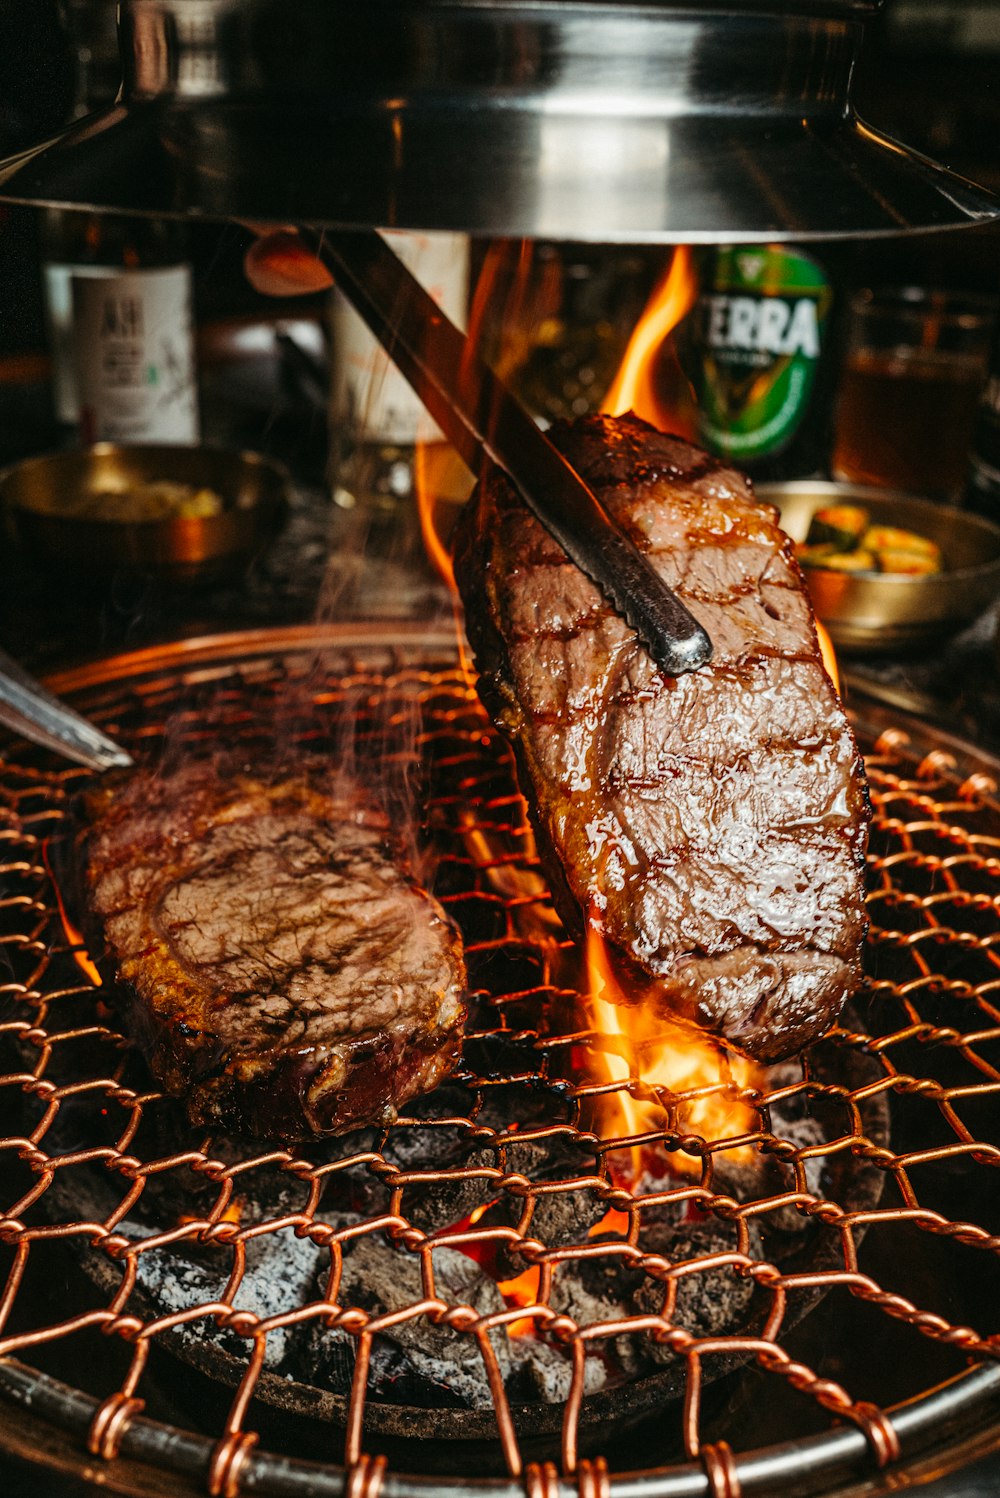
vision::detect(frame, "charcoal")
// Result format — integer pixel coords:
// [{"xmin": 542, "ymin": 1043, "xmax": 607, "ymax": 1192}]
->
[
  {"xmin": 529, "ymin": 1187, "xmax": 612, "ymax": 1247},
  {"xmin": 545, "ymin": 1249, "xmax": 646, "ymax": 1382},
  {"xmin": 305, "ymin": 1230, "xmax": 512, "ymax": 1409},
  {"xmin": 632, "ymin": 1218, "xmax": 763, "ymax": 1359},
  {"xmin": 494, "ymin": 1187, "xmax": 611, "ymax": 1280},
  {"xmin": 130, "ymin": 1222, "xmax": 325, "ymax": 1368},
  {"xmin": 380, "ymin": 1127, "xmax": 506, "ymax": 1235},
  {"xmin": 492, "ymin": 1133, "xmax": 607, "ymax": 1279},
  {"xmin": 407, "ymin": 1163, "xmax": 509, "ymax": 1237},
  {"xmin": 505, "ymin": 1335, "xmax": 610, "ymax": 1403}
]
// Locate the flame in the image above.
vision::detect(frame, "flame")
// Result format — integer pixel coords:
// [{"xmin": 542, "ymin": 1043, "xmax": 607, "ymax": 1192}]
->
[
  {"xmin": 42, "ymin": 840, "xmax": 102, "ymax": 987},
  {"xmin": 601, "ymin": 247, "xmax": 698, "ymax": 434},
  {"xmin": 496, "ymin": 1265, "xmax": 541, "ymax": 1338},
  {"xmin": 179, "ymin": 1197, "xmax": 243, "ymax": 1229},
  {"xmin": 414, "ymin": 441, "xmax": 471, "ymax": 591},
  {"xmin": 412, "ymin": 242, "xmax": 529, "ymax": 594},
  {"xmin": 588, "ymin": 1205, "xmax": 631, "ymax": 1238},
  {"xmin": 815, "ymin": 619, "xmax": 840, "ymax": 692},
  {"xmin": 585, "ymin": 926, "xmax": 761, "ymax": 1188},
  {"xmin": 440, "ymin": 1199, "xmax": 542, "ymax": 1338}
]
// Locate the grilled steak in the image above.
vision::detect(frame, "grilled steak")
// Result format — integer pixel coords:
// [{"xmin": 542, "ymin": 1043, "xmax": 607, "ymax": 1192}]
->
[
  {"xmin": 454, "ymin": 412, "xmax": 869, "ymax": 1061},
  {"xmin": 83, "ymin": 762, "xmax": 467, "ymax": 1139}
]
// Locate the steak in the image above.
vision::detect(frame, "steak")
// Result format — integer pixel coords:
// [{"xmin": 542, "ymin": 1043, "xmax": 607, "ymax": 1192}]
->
[
  {"xmin": 454, "ymin": 412, "xmax": 869, "ymax": 1061},
  {"xmin": 82, "ymin": 761, "xmax": 467, "ymax": 1139}
]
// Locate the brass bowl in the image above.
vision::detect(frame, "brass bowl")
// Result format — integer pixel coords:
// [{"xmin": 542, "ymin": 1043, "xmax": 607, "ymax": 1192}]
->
[
  {"xmin": 758, "ymin": 481, "xmax": 1000, "ymax": 654},
  {"xmin": 1, "ymin": 443, "xmax": 291, "ymax": 588}
]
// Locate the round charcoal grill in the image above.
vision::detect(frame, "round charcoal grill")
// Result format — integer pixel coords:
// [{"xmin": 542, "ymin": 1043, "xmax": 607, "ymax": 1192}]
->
[{"xmin": 1, "ymin": 624, "xmax": 999, "ymax": 1498}]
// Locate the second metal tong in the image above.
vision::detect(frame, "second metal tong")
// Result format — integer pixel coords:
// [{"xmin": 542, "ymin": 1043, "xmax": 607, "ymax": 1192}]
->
[{"xmin": 0, "ymin": 647, "xmax": 132, "ymax": 772}]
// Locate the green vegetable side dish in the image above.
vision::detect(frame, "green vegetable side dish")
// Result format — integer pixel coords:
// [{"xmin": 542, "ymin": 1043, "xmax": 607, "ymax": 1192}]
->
[{"xmin": 796, "ymin": 505, "xmax": 942, "ymax": 577}]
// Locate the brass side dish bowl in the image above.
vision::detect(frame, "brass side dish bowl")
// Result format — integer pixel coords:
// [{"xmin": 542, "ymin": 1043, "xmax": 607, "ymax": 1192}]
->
[
  {"xmin": 2, "ymin": 443, "xmax": 291, "ymax": 587},
  {"xmin": 760, "ymin": 481, "xmax": 1000, "ymax": 654}
]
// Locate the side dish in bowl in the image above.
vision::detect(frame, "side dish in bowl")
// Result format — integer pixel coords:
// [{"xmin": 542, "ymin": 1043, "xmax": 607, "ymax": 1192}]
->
[
  {"xmin": 1, "ymin": 442, "xmax": 291, "ymax": 587},
  {"xmin": 760, "ymin": 481, "xmax": 1000, "ymax": 653}
]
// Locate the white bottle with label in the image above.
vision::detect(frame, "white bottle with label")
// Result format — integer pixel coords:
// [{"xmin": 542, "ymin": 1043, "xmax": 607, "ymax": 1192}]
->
[
  {"xmin": 329, "ymin": 230, "xmax": 470, "ymax": 516},
  {"xmin": 41, "ymin": 209, "xmax": 200, "ymax": 444}
]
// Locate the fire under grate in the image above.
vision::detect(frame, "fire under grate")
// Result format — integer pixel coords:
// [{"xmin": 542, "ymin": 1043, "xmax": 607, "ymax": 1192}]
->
[{"xmin": 0, "ymin": 623, "xmax": 999, "ymax": 1498}]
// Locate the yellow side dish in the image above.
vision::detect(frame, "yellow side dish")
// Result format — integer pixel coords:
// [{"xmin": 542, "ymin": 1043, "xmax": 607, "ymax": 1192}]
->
[
  {"xmin": 32, "ymin": 481, "xmax": 225, "ymax": 523},
  {"xmin": 797, "ymin": 504, "xmax": 943, "ymax": 577}
]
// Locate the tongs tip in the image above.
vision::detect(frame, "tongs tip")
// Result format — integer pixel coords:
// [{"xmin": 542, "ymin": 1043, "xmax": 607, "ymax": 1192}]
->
[
  {"xmin": 659, "ymin": 625, "xmax": 713, "ymax": 678},
  {"xmin": 96, "ymin": 746, "xmax": 135, "ymax": 772}
]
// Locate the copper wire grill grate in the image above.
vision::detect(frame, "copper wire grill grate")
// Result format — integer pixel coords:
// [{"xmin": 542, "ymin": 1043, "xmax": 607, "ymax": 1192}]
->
[{"xmin": 0, "ymin": 626, "xmax": 999, "ymax": 1498}]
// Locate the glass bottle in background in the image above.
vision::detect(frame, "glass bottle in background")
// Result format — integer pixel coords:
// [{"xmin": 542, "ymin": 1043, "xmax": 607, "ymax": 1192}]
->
[
  {"xmin": 41, "ymin": 209, "xmax": 200, "ymax": 443},
  {"xmin": 329, "ymin": 231, "xmax": 470, "ymax": 518},
  {"xmin": 679, "ymin": 244, "xmax": 838, "ymax": 481},
  {"xmin": 326, "ymin": 230, "xmax": 470, "ymax": 615},
  {"xmin": 490, "ymin": 242, "xmax": 658, "ymax": 427}
]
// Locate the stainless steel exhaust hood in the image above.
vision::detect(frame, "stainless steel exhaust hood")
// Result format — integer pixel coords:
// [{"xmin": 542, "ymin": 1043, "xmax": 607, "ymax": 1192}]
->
[{"xmin": 0, "ymin": 0, "xmax": 997, "ymax": 241}]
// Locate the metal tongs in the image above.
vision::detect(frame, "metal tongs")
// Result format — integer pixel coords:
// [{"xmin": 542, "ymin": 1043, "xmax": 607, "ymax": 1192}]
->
[
  {"xmin": 0, "ymin": 233, "xmax": 711, "ymax": 773},
  {"xmin": 304, "ymin": 229, "xmax": 713, "ymax": 679},
  {"xmin": 0, "ymin": 647, "xmax": 133, "ymax": 772}
]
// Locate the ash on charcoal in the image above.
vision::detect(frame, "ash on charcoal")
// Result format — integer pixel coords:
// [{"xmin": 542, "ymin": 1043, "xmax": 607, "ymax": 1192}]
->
[
  {"xmin": 695, "ymin": 1065, "xmax": 843, "ymax": 1234},
  {"xmin": 506, "ymin": 1335, "xmax": 609, "ymax": 1403},
  {"xmin": 490, "ymin": 1134, "xmax": 610, "ymax": 1278},
  {"xmin": 129, "ymin": 1221, "xmax": 325, "ymax": 1368},
  {"xmin": 632, "ymin": 1218, "xmax": 764, "ymax": 1359},
  {"xmin": 373, "ymin": 1114, "xmax": 607, "ymax": 1247},
  {"xmin": 501, "ymin": 1131, "xmax": 600, "ymax": 1180},
  {"xmin": 305, "ymin": 1229, "xmax": 512, "ymax": 1410},
  {"xmin": 542, "ymin": 1247, "xmax": 646, "ymax": 1384},
  {"xmin": 493, "ymin": 1187, "xmax": 612, "ymax": 1282},
  {"xmin": 528, "ymin": 1186, "xmax": 612, "ymax": 1247},
  {"xmin": 374, "ymin": 1121, "xmax": 506, "ymax": 1235},
  {"xmin": 409, "ymin": 1152, "xmax": 508, "ymax": 1237}
]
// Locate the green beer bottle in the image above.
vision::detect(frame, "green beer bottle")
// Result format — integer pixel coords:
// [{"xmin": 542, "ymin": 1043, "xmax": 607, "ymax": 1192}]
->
[{"xmin": 681, "ymin": 245, "xmax": 837, "ymax": 481}]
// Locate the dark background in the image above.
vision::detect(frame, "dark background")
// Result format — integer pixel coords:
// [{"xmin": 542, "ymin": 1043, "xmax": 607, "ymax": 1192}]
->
[{"xmin": 3, "ymin": 0, "xmax": 1000, "ymax": 366}]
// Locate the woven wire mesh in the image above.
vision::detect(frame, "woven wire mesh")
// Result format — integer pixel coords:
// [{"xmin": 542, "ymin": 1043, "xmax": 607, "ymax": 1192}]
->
[{"xmin": 0, "ymin": 627, "xmax": 998, "ymax": 1498}]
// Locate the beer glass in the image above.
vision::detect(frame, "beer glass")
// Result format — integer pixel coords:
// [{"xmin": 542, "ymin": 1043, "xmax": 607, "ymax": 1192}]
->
[{"xmin": 832, "ymin": 287, "xmax": 996, "ymax": 502}]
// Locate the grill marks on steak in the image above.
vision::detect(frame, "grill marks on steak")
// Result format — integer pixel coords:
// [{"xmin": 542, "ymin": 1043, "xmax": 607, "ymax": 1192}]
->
[
  {"xmin": 83, "ymin": 763, "xmax": 467, "ymax": 1139},
  {"xmin": 454, "ymin": 412, "xmax": 869, "ymax": 1061}
]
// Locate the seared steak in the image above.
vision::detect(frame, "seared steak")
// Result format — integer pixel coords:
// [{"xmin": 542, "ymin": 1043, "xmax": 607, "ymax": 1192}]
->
[
  {"xmin": 83, "ymin": 762, "xmax": 467, "ymax": 1139},
  {"xmin": 454, "ymin": 412, "xmax": 869, "ymax": 1061}
]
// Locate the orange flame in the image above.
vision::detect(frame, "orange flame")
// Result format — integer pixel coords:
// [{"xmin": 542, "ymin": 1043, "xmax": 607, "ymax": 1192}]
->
[
  {"xmin": 180, "ymin": 1197, "xmax": 243, "ymax": 1229},
  {"xmin": 496, "ymin": 1264, "xmax": 542, "ymax": 1339},
  {"xmin": 411, "ymin": 243, "xmax": 527, "ymax": 594},
  {"xmin": 815, "ymin": 619, "xmax": 840, "ymax": 693},
  {"xmin": 585, "ymin": 926, "xmax": 761, "ymax": 1188},
  {"xmin": 42, "ymin": 840, "xmax": 102, "ymax": 987},
  {"xmin": 601, "ymin": 247, "xmax": 698, "ymax": 434},
  {"xmin": 444, "ymin": 1199, "xmax": 542, "ymax": 1338},
  {"xmin": 588, "ymin": 1205, "xmax": 630, "ymax": 1239},
  {"xmin": 413, "ymin": 441, "xmax": 473, "ymax": 591}
]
